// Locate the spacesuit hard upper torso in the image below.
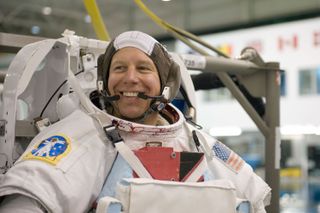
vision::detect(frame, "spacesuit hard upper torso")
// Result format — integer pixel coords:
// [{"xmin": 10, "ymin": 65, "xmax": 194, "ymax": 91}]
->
[{"xmin": 0, "ymin": 93, "xmax": 271, "ymax": 213}]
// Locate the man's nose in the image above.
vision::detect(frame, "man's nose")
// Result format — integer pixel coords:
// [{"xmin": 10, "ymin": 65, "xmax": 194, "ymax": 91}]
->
[{"xmin": 124, "ymin": 66, "xmax": 139, "ymax": 83}]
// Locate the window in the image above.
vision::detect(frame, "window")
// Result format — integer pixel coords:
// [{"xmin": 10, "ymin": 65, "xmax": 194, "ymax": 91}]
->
[
  {"xmin": 299, "ymin": 67, "xmax": 320, "ymax": 95},
  {"xmin": 280, "ymin": 70, "xmax": 287, "ymax": 96}
]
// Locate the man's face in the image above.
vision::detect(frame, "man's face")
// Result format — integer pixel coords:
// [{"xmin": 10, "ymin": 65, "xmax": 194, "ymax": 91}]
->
[{"xmin": 108, "ymin": 47, "xmax": 161, "ymax": 119}]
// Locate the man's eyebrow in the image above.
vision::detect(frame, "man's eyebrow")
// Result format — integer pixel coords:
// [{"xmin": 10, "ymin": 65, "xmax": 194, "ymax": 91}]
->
[
  {"xmin": 110, "ymin": 60, "xmax": 125, "ymax": 65},
  {"xmin": 136, "ymin": 60, "xmax": 154, "ymax": 66}
]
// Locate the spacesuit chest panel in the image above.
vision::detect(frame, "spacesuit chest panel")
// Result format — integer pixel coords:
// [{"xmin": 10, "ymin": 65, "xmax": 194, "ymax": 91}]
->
[
  {"xmin": 132, "ymin": 146, "xmax": 205, "ymax": 182},
  {"xmin": 97, "ymin": 148, "xmax": 213, "ymax": 201}
]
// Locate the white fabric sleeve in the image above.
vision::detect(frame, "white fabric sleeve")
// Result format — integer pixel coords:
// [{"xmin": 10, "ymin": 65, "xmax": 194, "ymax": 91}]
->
[{"xmin": 0, "ymin": 194, "xmax": 46, "ymax": 213}]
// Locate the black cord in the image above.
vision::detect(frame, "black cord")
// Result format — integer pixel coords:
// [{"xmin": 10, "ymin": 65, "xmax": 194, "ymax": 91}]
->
[
  {"xmin": 179, "ymin": 86, "xmax": 193, "ymax": 108},
  {"xmin": 185, "ymin": 117, "xmax": 203, "ymax": 130},
  {"xmin": 104, "ymin": 152, "xmax": 119, "ymax": 185},
  {"xmin": 192, "ymin": 130, "xmax": 200, "ymax": 152},
  {"xmin": 39, "ymin": 70, "xmax": 84, "ymax": 118}
]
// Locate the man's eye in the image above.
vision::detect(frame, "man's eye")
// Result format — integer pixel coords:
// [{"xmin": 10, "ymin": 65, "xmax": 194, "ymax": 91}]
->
[
  {"xmin": 138, "ymin": 66, "xmax": 152, "ymax": 72},
  {"xmin": 113, "ymin": 66, "xmax": 125, "ymax": 72},
  {"xmin": 139, "ymin": 66, "xmax": 148, "ymax": 70}
]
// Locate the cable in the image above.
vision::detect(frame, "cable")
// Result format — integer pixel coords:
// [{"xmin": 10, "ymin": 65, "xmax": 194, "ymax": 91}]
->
[
  {"xmin": 39, "ymin": 70, "xmax": 84, "ymax": 118},
  {"xmin": 83, "ymin": 0, "xmax": 110, "ymax": 41},
  {"xmin": 134, "ymin": 0, "xmax": 228, "ymax": 58}
]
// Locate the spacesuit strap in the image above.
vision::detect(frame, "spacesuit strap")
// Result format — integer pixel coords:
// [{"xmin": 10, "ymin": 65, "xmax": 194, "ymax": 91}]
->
[
  {"xmin": 67, "ymin": 67, "xmax": 95, "ymax": 115},
  {"xmin": 67, "ymin": 67, "xmax": 114, "ymax": 130},
  {"xmin": 104, "ymin": 125, "xmax": 153, "ymax": 179}
]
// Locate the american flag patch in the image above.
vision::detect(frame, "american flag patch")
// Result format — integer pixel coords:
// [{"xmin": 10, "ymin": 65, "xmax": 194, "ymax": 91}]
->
[{"xmin": 212, "ymin": 141, "xmax": 244, "ymax": 173}]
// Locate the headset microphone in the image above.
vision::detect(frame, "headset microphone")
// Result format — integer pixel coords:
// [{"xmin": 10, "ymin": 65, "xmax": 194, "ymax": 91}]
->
[
  {"xmin": 101, "ymin": 91, "xmax": 120, "ymax": 101},
  {"xmin": 104, "ymin": 95, "xmax": 120, "ymax": 101},
  {"xmin": 137, "ymin": 92, "xmax": 165, "ymax": 101}
]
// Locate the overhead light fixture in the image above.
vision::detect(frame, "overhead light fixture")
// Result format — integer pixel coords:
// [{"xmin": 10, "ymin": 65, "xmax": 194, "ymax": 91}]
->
[
  {"xmin": 281, "ymin": 125, "xmax": 320, "ymax": 135},
  {"xmin": 209, "ymin": 126, "xmax": 242, "ymax": 137},
  {"xmin": 84, "ymin": 14, "xmax": 91, "ymax": 23},
  {"xmin": 162, "ymin": 0, "xmax": 171, "ymax": 2},
  {"xmin": 42, "ymin": 6, "xmax": 52, "ymax": 15}
]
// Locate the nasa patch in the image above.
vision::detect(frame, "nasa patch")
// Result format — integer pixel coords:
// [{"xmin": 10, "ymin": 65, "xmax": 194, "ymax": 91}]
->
[{"xmin": 24, "ymin": 134, "xmax": 71, "ymax": 165}]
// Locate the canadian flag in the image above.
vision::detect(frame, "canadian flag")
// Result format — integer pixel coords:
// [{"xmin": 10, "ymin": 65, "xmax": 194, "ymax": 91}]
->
[{"xmin": 278, "ymin": 34, "xmax": 298, "ymax": 51}]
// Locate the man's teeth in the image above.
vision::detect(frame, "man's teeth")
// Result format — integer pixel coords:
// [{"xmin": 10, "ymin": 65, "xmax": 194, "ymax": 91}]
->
[{"xmin": 122, "ymin": 92, "xmax": 139, "ymax": 97}]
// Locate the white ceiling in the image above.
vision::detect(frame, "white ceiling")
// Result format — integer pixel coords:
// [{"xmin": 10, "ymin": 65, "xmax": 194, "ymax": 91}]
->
[{"xmin": 0, "ymin": 0, "xmax": 320, "ymax": 41}]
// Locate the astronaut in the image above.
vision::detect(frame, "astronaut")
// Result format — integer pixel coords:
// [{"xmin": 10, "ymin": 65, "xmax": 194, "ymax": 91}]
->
[{"xmin": 0, "ymin": 31, "xmax": 271, "ymax": 213}]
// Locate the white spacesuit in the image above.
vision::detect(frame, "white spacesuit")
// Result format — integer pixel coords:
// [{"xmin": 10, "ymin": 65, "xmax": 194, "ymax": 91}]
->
[{"xmin": 0, "ymin": 31, "xmax": 271, "ymax": 213}]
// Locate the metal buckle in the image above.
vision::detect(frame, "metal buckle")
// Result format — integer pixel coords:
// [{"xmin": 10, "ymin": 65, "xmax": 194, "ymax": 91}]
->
[{"xmin": 103, "ymin": 124, "xmax": 123, "ymax": 145}]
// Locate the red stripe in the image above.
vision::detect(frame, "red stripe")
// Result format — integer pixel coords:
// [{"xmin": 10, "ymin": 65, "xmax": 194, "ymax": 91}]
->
[
  {"xmin": 231, "ymin": 154, "xmax": 240, "ymax": 168},
  {"xmin": 235, "ymin": 159, "xmax": 244, "ymax": 172},
  {"xmin": 227, "ymin": 152, "xmax": 244, "ymax": 172},
  {"xmin": 226, "ymin": 152, "xmax": 236, "ymax": 165}
]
